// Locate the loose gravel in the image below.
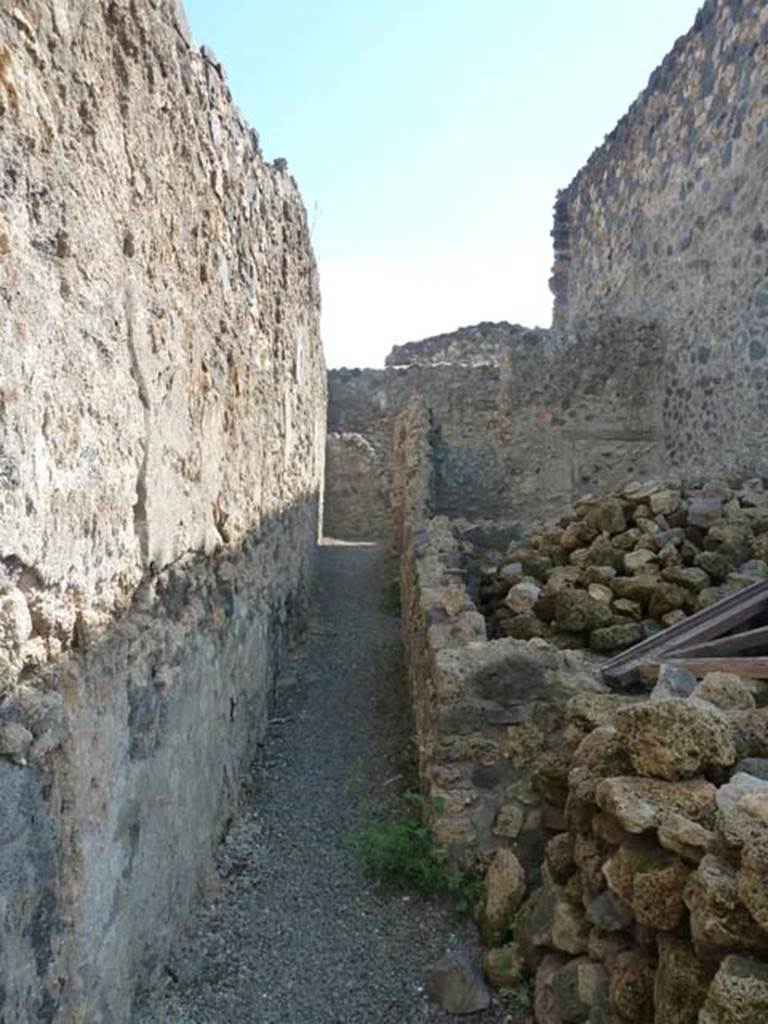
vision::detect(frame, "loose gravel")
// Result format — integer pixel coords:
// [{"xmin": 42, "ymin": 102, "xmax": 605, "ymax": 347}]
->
[{"xmin": 135, "ymin": 540, "xmax": 527, "ymax": 1024}]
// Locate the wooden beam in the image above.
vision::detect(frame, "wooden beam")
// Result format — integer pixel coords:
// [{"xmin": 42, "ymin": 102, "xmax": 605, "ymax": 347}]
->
[
  {"xmin": 643, "ymin": 657, "xmax": 768, "ymax": 680},
  {"xmin": 601, "ymin": 579, "xmax": 768, "ymax": 686},
  {"xmin": 669, "ymin": 623, "xmax": 768, "ymax": 659}
]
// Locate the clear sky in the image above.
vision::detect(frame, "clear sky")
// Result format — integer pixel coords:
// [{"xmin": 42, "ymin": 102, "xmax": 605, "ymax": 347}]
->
[{"xmin": 183, "ymin": 0, "xmax": 702, "ymax": 368}]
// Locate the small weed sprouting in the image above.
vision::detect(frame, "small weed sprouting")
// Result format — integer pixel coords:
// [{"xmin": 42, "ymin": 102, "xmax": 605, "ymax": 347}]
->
[
  {"xmin": 381, "ymin": 574, "xmax": 401, "ymax": 614},
  {"xmin": 377, "ymin": 549, "xmax": 402, "ymax": 614},
  {"xmin": 353, "ymin": 816, "xmax": 441, "ymax": 892},
  {"xmin": 351, "ymin": 790, "xmax": 483, "ymax": 917}
]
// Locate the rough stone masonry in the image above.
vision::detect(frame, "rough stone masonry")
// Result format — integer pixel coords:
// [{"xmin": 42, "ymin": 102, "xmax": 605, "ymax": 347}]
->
[
  {"xmin": 378, "ymin": 3, "xmax": 768, "ymax": 1021},
  {"xmin": 326, "ymin": 320, "xmax": 667, "ymax": 542},
  {"xmin": 325, "ymin": 2, "xmax": 768, "ymax": 546},
  {"xmin": 0, "ymin": 2, "xmax": 325, "ymax": 1021},
  {"xmin": 553, "ymin": 0, "xmax": 768, "ymax": 478}
]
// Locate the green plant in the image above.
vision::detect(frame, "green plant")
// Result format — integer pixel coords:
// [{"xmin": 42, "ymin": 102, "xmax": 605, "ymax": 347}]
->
[
  {"xmin": 380, "ymin": 573, "xmax": 401, "ymax": 614},
  {"xmin": 376, "ymin": 548, "xmax": 401, "ymax": 614},
  {"xmin": 442, "ymin": 863, "xmax": 485, "ymax": 918},
  {"xmin": 351, "ymin": 790, "xmax": 482, "ymax": 917},
  {"xmin": 515, "ymin": 987, "xmax": 531, "ymax": 1008},
  {"xmin": 353, "ymin": 816, "xmax": 442, "ymax": 892}
]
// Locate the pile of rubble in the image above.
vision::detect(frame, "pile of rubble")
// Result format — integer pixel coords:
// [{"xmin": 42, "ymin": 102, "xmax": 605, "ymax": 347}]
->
[
  {"xmin": 494, "ymin": 667, "xmax": 768, "ymax": 1023},
  {"xmin": 478, "ymin": 479, "xmax": 768, "ymax": 653}
]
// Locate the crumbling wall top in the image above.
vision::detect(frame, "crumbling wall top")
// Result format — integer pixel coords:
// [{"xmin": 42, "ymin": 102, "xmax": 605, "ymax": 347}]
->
[{"xmin": 385, "ymin": 321, "xmax": 556, "ymax": 368}]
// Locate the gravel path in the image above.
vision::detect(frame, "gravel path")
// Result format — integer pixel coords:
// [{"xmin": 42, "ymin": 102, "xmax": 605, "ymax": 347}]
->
[{"xmin": 135, "ymin": 541, "xmax": 526, "ymax": 1024}]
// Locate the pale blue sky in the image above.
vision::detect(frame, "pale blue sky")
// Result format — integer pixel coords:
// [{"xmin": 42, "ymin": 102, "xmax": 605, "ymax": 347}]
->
[{"xmin": 183, "ymin": 1, "xmax": 702, "ymax": 367}]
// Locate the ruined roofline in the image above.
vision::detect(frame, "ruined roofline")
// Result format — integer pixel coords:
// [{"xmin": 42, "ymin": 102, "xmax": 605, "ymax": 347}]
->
[
  {"xmin": 329, "ymin": 314, "xmax": 666, "ymax": 376},
  {"xmin": 383, "ymin": 320, "xmax": 556, "ymax": 369}
]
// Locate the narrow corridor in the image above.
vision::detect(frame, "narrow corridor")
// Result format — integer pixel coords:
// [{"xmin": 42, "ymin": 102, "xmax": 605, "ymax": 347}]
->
[{"xmin": 135, "ymin": 541, "xmax": 519, "ymax": 1024}]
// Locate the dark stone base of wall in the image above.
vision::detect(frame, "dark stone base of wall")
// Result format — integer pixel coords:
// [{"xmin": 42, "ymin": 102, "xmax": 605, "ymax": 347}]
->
[{"xmin": 0, "ymin": 498, "xmax": 319, "ymax": 1024}]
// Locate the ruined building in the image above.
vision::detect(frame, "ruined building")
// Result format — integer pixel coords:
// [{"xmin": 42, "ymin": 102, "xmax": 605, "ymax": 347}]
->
[
  {"xmin": 326, "ymin": 1, "xmax": 768, "ymax": 1022},
  {"xmin": 328, "ymin": 0, "xmax": 768, "ymax": 540},
  {"xmin": 1, "ymin": 0, "xmax": 767, "ymax": 1022}
]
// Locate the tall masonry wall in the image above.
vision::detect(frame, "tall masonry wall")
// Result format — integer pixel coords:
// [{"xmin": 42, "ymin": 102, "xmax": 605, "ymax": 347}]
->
[
  {"xmin": 0, "ymin": 3, "xmax": 326, "ymax": 1022},
  {"xmin": 553, "ymin": 0, "xmax": 768, "ymax": 478},
  {"xmin": 326, "ymin": 321, "xmax": 667, "ymax": 541}
]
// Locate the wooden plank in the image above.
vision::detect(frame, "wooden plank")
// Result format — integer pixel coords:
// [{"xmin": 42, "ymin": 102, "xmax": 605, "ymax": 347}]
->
[
  {"xmin": 636, "ymin": 662, "xmax": 664, "ymax": 681},
  {"xmin": 601, "ymin": 579, "xmax": 768, "ymax": 686},
  {"xmin": 653, "ymin": 583, "xmax": 768, "ymax": 653},
  {"xmin": 643, "ymin": 657, "xmax": 768, "ymax": 680},
  {"xmin": 669, "ymin": 623, "xmax": 768, "ymax": 659},
  {"xmin": 603, "ymin": 578, "xmax": 768, "ymax": 680}
]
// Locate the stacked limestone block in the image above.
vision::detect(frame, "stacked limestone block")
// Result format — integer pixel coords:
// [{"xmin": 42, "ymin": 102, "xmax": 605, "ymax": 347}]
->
[
  {"xmin": 508, "ymin": 673, "xmax": 768, "ymax": 1023},
  {"xmin": 478, "ymin": 479, "xmax": 768, "ymax": 653}
]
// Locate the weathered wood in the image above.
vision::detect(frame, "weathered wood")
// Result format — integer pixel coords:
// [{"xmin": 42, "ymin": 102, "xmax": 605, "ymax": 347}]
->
[
  {"xmin": 669, "ymin": 623, "xmax": 768, "ymax": 659},
  {"xmin": 643, "ymin": 657, "xmax": 768, "ymax": 680},
  {"xmin": 601, "ymin": 579, "xmax": 768, "ymax": 686}
]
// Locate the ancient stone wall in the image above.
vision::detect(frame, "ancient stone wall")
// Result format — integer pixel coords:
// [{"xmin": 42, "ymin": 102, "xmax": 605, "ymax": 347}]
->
[
  {"xmin": 393, "ymin": 416, "xmax": 609, "ymax": 886},
  {"xmin": 327, "ymin": 321, "xmax": 667, "ymax": 540},
  {"xmin": 0, "ymin": 3, "xmax": 325, "ymax": 1021},
  {"xmin": 396, "ymin": 509, "xmax": 614, "ymax": 949},
  {"xmin": 552, "ymin": 0, "xmax": 768, "ymax": 479},
  {"xmin": 386, "ymin": 321, "xmax": 551, "ymax": 368},
  {"xmin": 391, "ymin": 399, "xmax": 434, "ymax": 553},
  {"xmin": 324, "ymin": 432, "xmax": 390, "ymax": 541},
  {"xmin": 326, "ymin": 362, "xmax": 515, "ymax": 537}
]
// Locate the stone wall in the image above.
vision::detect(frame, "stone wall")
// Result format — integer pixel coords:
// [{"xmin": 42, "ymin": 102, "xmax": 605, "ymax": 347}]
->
[
  {"xmin": 326, "ymin": 362, "xmax": 515, "ymax": 537},
  {"xmin": 324, "ymin": 432, "xmax": 390, "ymax": 541},
  {"xmin": 393, "ymin": 412, "xmax": 608, "ymax": 886},
  {"xmin": 386, "ymin": 321, "xmax": 551, "ymax": 368},
  {"xmin": 327, "ymin": 321, "xmax": 667, "ymax": 540},
  {"xmin": 552, "ymin": 0, "xmax": 768, "ymax": 479},
  {"xmin": 0, "ymin": 3, "xmax": 325, "ymax": 1021},
  {"xmin": 391, "ymin": 399, "xmax": 434, "ymax": 553}
]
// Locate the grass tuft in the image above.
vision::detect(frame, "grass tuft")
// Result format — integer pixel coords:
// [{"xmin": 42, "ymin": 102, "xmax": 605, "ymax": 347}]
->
[{"xmin": 351, "ymin": 790, "xmax": 483, "ymax": 917}]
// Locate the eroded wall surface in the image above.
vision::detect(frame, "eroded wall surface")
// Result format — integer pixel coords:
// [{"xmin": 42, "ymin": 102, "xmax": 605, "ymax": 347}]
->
[
  {"xmin": 326, "ymin": 363, "xmax": 519, "ymax": 537},
  {"xmin": 553, "ymin": 0, "xmax": 768, "ymax": 477},
  {"xmin": 326, "ymin": 322, "xmax": 666, "ymax": 540},
  {"xmin": 0, "ymin": 2, "xmax": 325, "ymax": 1020},
  {"xmin": 386, "ymin": 321, "xmax": 549, "ymax": 368},
  {"xmin": 324, "ymin": 432, "xmax": 389, "ymax": 540},
  {"xmin": 391, "ymin": 404, "xmax": 608, "ymax": 890}
]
